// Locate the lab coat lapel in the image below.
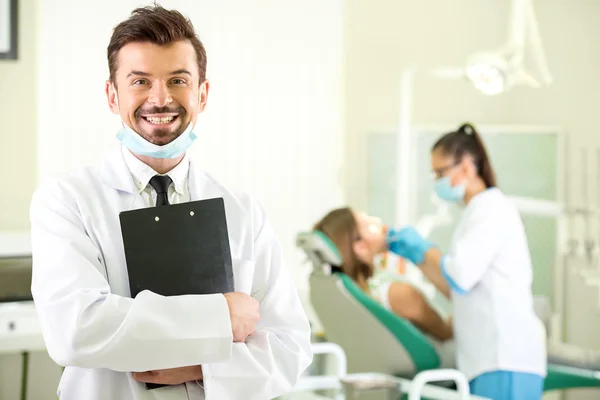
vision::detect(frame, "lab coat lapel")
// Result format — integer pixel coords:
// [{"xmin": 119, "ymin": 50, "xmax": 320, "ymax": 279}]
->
[
  {"xmin": 100, "ymin": 148, "xmax": 224, "ymax": 208},
  {"xmin": 99, "ymin": 146, "xmax": 146, "ymax": 210},
  {"xmin": 188, "ymin": 160, "xmax": 225, "ymax": 201}
]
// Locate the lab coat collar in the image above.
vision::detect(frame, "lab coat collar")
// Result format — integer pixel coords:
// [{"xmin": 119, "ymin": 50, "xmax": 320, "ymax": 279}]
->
[
  {"xmin": 120, "ymin": 146, "xmax": 190, "ymax": 196},
  {"xmin": 100, "ymin": 146, "xmax": 137, "ymax": 194},
  {"xmin": 100, "ymin": 146, "xmax": 225, "ymax": 201},
  {"xmin": 188, "ymin": 161, "xmax": 225, "ymax": 201}
]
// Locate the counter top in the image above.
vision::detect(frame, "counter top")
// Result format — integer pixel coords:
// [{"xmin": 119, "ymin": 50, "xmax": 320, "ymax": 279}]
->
[{"xmin": 0, "ymin": 231, "xmax": 31, "ymax": 258}]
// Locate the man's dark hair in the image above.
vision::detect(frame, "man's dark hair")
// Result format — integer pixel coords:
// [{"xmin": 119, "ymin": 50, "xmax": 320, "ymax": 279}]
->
[{"xmin": 107, "ymin": 4, "xmax": 207, "ymax": 85}]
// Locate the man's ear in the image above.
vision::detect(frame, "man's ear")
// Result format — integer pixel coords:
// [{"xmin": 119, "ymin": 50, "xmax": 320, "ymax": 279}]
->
[
  {"xmin": 198, "ymin": 80, "xmax": 210, "ymax": 113},
  {"xmin": 106, "ymin": 80, "xmax": 120, "ymax": 114}
]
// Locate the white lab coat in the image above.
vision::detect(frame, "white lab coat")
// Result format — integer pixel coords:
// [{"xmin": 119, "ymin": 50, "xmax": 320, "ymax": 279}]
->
[
  {"xmin": 29, "ymin": 147, "xmax": 313, "ymax": 400},
  {"xmin": 442, "ymin": 188, "xmax": 546, "ymax": 381}
]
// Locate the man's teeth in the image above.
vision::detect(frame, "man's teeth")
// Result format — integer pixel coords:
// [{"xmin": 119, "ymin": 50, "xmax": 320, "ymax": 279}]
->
[{"xmin": 145, "ymin": 116, "xmax": 175, "ymax": 125}]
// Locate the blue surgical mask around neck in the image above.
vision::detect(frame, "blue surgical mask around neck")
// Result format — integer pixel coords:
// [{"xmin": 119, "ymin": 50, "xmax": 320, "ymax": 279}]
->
[
  {"xmin": 434, "ymin": 176, "xmax": 466, "ymax": 203},
  {"xmin": 113, "ymin": 92, "xmax": 197, "ymax": 159},
  {"xmin": 116, "ymin": 122, "xmax": 197, "ymax": 159}
]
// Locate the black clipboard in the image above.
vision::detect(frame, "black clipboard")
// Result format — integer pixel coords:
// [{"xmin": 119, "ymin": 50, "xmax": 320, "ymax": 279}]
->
[{"xmin": 119, "ymin": 197, "xmax": 234, "ymax": 389}]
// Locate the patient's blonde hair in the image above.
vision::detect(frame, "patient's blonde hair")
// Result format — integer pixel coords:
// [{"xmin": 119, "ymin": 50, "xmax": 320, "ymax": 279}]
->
[{"xmin": 313, "ymin": 207, "xmax": 373, "ymax": 292}]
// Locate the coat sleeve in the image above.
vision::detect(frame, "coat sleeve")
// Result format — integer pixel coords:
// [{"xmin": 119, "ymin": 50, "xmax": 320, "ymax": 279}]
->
[
  {"xmin": 201, "ymin": 202, "xmax": 313, "ymax": 400},
  {"xmin": 30, "ymin": 183, "xmax": 233, "ymax": 372},
  {"xmin": 441, "ymin": 208, "xmax": 505, "ymax": 294}
]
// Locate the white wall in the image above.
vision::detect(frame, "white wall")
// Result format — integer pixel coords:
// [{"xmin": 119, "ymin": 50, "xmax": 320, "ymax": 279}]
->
[
  {"xmin": 344, "ymin": 0, "xmax": 510, "ymax": 211},
  {"xmin": 343, "ymin": 0, "xmax": 600, "ymax": 214},
  {"xmin": 0, "ymin": 0, "xmax": 37, "ymax": 230},
  {"xmin": 37, "ymin": 0, "xmax": 345, "ymax": 295}
]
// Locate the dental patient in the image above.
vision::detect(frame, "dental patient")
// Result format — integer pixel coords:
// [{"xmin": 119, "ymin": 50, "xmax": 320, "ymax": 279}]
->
[
  {"xmin": 314, "ymin": 207, "xmax": 453, "ymax": 341},
  {"xmin": 314, "ymin": 208, "xmax": 600, "ymax": 373}
]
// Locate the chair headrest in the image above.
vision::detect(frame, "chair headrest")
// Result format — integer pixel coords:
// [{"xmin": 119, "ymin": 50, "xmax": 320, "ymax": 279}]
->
[{"xmin": 296, "ymin": 230, "xmax": 343, "ymax": 269}]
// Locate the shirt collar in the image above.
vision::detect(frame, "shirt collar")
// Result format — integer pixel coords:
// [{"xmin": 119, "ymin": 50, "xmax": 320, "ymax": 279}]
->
[{"xmin": 121, "ymin": 145, "xmax": 190, "ymax": 195}]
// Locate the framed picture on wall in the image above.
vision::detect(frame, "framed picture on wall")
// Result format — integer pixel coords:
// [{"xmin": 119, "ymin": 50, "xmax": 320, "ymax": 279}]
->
[{"xmin": 0, "ymin": 0, "xmax": 18, "ymax": 60}]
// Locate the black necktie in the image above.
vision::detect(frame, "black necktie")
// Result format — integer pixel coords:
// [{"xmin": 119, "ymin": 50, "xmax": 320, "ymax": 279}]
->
[{"xmin": 149, "ymin": 175, "xmax": 173, "ymax": 207}]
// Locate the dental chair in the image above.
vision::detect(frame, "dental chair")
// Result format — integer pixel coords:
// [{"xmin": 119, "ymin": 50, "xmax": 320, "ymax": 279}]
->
[{"xmin": 296, "ymin": 230, "xmax": 600, "ymax": 393}]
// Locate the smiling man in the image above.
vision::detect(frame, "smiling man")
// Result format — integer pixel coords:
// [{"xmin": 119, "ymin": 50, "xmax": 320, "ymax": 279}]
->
[{"xmin": 29, "ymin": 5, "xmax": 312, "ymax": 400}]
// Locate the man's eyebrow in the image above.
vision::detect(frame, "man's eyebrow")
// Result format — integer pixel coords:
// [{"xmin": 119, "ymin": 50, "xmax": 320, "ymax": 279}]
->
[
  {"xmin": 125, "ymin": 70, "xmax": 192, "ymax": 78},
  {"xmin": 170, "ymin": 69, "xmax": 192, "ymax": 76},
  {"xmin": 126, "ymin": 70, "xmax": 151, "ymax": 78}
]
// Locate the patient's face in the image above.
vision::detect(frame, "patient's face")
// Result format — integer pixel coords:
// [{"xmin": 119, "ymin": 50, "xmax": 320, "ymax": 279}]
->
[{"xmin": 353, "ymin": 211, "xmax": 387, "ymax": 263}]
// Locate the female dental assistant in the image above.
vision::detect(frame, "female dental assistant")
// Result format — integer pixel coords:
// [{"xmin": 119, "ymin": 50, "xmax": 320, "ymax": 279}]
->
[{"xmin": 388, "ymin": 123, "xmax": 546, "ymax": 400}]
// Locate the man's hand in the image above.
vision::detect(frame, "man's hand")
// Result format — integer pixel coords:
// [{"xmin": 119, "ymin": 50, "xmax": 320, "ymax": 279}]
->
[
  {"xmin": 133, "ymin": 366, "xmax": 203, "ymax": 385},
  {"xmin": 224, "ymin": 292, "xmax": 260, "ymax": 342}
]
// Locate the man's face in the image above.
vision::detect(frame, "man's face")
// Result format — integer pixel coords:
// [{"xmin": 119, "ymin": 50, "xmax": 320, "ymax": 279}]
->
[{"xmin": 106, "ymin": 41, "xmax": 208, "ymax": 145}]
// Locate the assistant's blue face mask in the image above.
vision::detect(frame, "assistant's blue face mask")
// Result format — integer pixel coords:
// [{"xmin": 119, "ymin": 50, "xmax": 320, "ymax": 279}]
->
[
  {"xmin": 434, "ymin": 176, "xmax": 465, "ymax": 202},
  {"xmin": 116, "ymin": 122, "xmax": 197, "ymax": 159}
]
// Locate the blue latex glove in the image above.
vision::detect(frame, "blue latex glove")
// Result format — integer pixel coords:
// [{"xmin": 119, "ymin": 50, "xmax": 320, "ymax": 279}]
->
[{"xmin": 386, "ymin": 226, "xmax": 434, "ymax": 265}]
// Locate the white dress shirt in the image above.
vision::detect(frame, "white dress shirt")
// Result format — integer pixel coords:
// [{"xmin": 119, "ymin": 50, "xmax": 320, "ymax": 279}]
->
[{"xmin": 121, "ymin": 145, "xmax": 191, "ymax": 206}]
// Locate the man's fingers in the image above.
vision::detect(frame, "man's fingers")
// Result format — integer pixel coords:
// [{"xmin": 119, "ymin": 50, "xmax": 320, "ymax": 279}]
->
[
  {"xmin": 132, "ymin": 366, "xmax": 202, "ymax": 385},
  {"xmin": 133, "ymin": 371, "xmax": 159, "ymax": 383},
  {"xmin": 242, "ymin": 330, "xmax": 256, "ymax": 343}
]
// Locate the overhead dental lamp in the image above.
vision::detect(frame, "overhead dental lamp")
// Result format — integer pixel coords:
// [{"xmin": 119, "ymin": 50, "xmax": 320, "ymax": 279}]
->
[
  {"xmin": 464, "ymin": 52, "xmax": 510, "ymax": 96},
  {"xmin": 463, "ymin": 0, "xmax": 553, "ymax": 95}
]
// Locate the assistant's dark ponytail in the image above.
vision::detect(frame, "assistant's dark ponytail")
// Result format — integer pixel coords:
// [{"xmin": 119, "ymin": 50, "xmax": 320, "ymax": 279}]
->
[{"xmin": 432, "ymin": 123, "xmax": 496, "ymax": 188}]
